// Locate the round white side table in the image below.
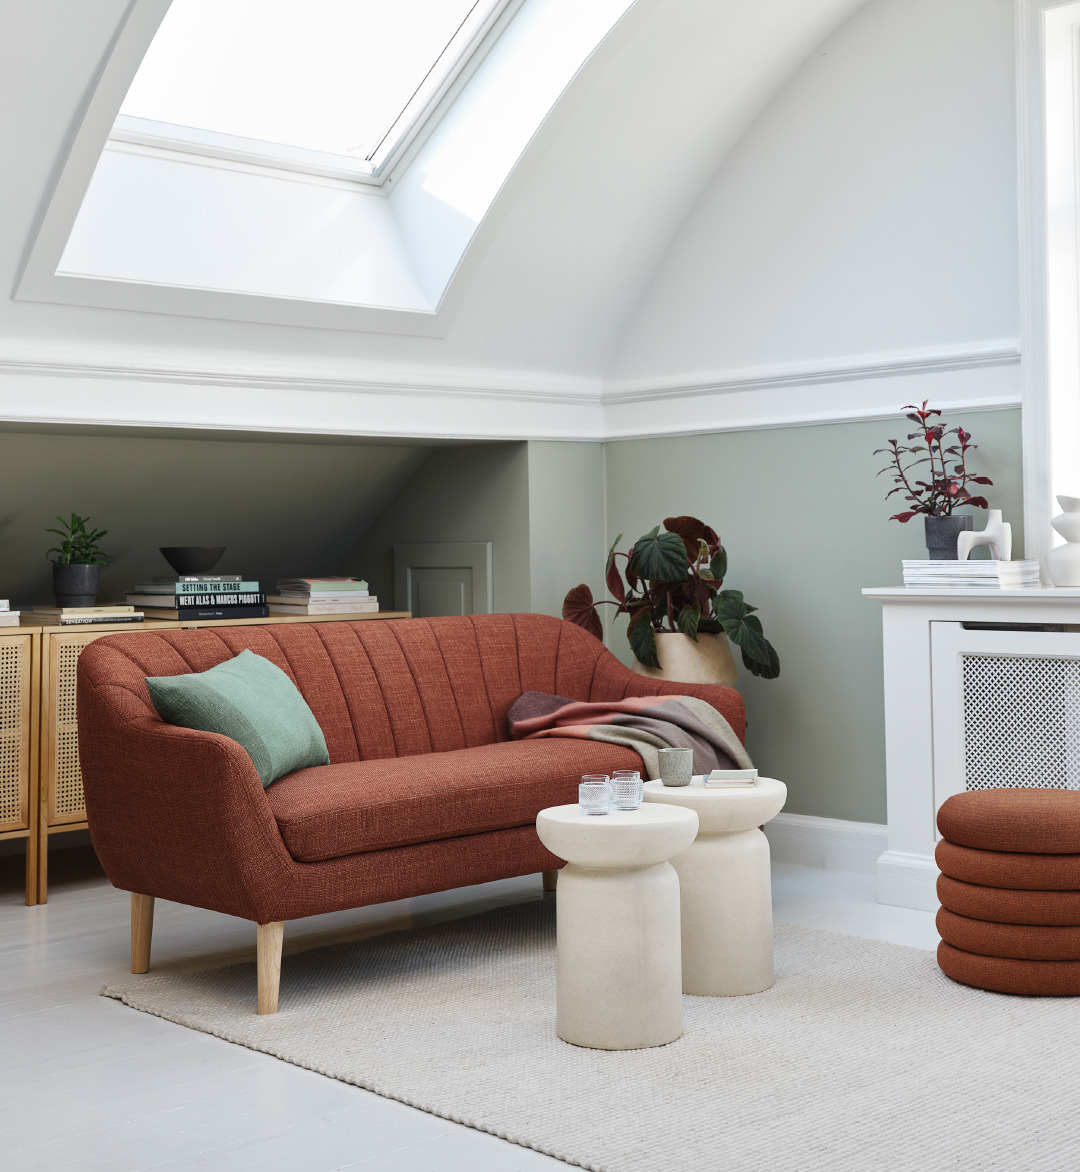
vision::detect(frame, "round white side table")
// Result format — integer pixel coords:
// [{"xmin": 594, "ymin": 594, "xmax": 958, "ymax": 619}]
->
[
  {"xmin": 643, "ymin": 777, "xmax": 787, "ymax": 996},
  {"xmin": 535, "ymin": 803, "xmax": 699, "ymax": 1050}
]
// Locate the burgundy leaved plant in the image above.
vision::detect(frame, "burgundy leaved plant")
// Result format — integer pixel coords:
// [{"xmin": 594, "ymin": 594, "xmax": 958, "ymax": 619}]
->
[
  {"xmin": 562, "ymin": 515, "xmax": 779, "ymax": 679},
  {"xmin": 875, "ymin": 401, "xmax": 992, "ymax": 522}
]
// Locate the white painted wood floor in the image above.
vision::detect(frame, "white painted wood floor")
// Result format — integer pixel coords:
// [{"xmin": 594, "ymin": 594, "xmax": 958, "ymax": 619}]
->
[{"xmin": 0, "ymin": 847, "xmax": 938, "ymax": 1171}]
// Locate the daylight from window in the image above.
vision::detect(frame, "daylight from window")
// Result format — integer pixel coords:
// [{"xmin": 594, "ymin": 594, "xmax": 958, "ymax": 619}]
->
[{"xmin": 120, "ymin": 0, "xmax": 499, "ymax": 161}]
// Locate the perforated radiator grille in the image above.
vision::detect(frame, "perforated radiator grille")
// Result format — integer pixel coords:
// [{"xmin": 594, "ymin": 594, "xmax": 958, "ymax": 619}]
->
[{"xmin": 962, "ymin": 654, "xmax": 1080, "ymax": 791}]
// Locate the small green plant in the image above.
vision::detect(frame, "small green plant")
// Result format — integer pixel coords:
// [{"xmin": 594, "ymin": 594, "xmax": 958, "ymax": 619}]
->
[{"xmin": 45, "ymin": 514, "xmax": 109, "ymax": 565}]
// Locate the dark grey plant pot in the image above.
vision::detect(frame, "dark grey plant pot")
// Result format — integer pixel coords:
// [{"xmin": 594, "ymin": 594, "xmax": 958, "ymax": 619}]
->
[
  {"xmin": 924, "ymin": 514, "xmax": 974, "ymax": 560},
  {"xmin": 52, "ymin": 562, "xmax": 100, "ymax": 607}
]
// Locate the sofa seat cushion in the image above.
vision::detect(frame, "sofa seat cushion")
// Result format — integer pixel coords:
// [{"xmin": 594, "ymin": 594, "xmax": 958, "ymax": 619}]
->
[{"xmin": 268, "ymin": 739, "xmax": 644, "ymax": 863}]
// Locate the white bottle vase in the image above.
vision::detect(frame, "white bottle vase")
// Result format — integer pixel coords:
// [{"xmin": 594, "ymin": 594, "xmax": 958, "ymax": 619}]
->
[{"xmin": 1045, "ymin": 496, "xmax": 1080, "ymax": 586}]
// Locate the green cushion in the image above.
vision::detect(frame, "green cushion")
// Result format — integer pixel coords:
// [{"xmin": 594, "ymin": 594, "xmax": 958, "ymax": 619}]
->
[{"xmin": 146, "ymin": 649, "xmax": 329, "ymax": 787}]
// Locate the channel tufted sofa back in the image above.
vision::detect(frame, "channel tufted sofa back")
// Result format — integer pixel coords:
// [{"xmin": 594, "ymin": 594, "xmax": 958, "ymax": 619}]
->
[{"xmin": 77, "ymin": 613, "xmax": 741, "ymax": 762}]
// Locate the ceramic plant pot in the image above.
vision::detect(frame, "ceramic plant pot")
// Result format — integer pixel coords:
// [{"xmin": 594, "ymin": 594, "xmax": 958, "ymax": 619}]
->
[
  {"xmin": 632, "ymin": 631, "xmax": 738, "ymax": 686},
  {"xmin": 924, "ymin": 514, "xmax": 974, "ymax": 560},
  {"xmin": 1045, "ymin": 496, "xmax": 1080, "ymax": 586},
  {"xmin": 52, "ymin": 562, "xmax": 99, "ymax": 607}
]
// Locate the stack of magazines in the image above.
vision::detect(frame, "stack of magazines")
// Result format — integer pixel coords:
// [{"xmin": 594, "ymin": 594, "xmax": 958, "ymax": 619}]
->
[
  {"xmin": 0, "ymin": 599, "xmax": 20, "ymax": 628},
  {"xmin": 268, "ymin": 578, "xmax": 378, "ymax": 615},
  {"xmin": 33, "ymin": 605, "xmax": 143, "ymax": 626},
  {"xmin": 901, "ymin": 559, "xmax": 1042, "ymax": 588}
]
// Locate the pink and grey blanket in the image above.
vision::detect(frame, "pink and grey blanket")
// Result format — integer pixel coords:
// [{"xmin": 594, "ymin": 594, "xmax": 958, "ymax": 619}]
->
[{"xmin": 507, "ymin": 691, "xmax": 753, "ymax": 779}]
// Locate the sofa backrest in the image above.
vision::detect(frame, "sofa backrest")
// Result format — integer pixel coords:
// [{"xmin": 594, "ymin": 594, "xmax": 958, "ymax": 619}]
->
[{"xmin": 77, "ymin": 614, "xmax": 620, "ymax": 763}]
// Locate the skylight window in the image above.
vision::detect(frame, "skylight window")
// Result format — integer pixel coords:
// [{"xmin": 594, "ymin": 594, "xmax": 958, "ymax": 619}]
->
[{"xmin": 115, "ymin": 0, "xmax": 511, "ymax": 180}]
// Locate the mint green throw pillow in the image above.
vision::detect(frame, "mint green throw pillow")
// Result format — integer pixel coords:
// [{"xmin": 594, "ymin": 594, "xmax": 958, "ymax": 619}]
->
[{"xmin": 146, "ymin": 649, "xmax": 329, "ymax": 787}]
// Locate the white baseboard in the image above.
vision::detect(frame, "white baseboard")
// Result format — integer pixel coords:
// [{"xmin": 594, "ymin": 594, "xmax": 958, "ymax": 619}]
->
[
  {"xmin": 876, "ymin": 850, "xmax": 939, "ymax": 912},
  {"xmin": 765, "ymin": 813, "xmax": 888, "ymax": 875}
]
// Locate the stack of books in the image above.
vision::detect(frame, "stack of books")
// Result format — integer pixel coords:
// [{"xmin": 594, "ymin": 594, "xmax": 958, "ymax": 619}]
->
[
  {"xmin": 703, "ymin": 769, "xmax": 759, "ymax": 789},
  {"xmin": 268, "ymin": 578, "xmax": 378, "ymax": 616},
  {"xmin": 33, "ymin": 605, "xmax": 144, "ymax": 626},
  {"xmin": 0, "ymin": 600, "xmax": 19, "ymax": 628},
  {"xmin": 901, "ymin": 560, "xmax": 1042, "ymax": 588},
  {"xmin": 126, "ymin": 575, "xmax": 269, "ymax": 620}
]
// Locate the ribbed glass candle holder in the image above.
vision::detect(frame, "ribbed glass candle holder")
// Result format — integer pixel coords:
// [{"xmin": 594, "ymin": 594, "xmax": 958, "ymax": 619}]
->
[
  {"xmin": 579, "ymin": 774, "xmax": 612, "ymax": 815},
  {"xmin": 611, "ymin": 769, "xmax": 643, "ymax": 810}
]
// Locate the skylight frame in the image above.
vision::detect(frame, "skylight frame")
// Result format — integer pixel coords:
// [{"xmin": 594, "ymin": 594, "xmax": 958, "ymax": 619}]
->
[{"xmin": 108, "ymin": 0, "xmax": 523, "ymax": 187}]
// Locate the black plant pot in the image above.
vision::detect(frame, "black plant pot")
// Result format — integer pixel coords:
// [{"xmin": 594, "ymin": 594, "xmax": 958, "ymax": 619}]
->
[
  {"xmin": 924, "ymin": 514, "xmax": 974, "ymax": 561},
  {"xmin": 52, "ymin": 562, "xmax": 100, "ymax": 607}
]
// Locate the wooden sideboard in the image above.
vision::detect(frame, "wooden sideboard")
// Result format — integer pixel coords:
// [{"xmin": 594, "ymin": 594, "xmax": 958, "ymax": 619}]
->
[{"xmin": 15, "ymin": 611, "xmax": 410, "ymax": 904}]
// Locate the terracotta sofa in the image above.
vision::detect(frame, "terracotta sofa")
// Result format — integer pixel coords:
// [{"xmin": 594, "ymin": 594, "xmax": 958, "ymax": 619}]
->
[{"xmin": 77, "ymin": 613, "xmax": 745, "ymax": 1012}]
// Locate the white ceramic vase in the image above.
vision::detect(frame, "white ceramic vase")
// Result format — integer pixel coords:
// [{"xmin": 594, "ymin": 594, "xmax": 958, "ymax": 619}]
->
[
  {"xmin": 1045, "ymin": 496, "xmax": 1080, "ymax": 586},
  {"xmin": 632, "ymin": 631, "xmax": 738, "ymax": 686}
]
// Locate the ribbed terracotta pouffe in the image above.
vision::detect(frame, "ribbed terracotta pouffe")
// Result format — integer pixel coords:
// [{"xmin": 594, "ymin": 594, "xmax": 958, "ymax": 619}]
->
[{"xmin": 936, "ymin": 788, "xmax": 1080, "ymax": 995}]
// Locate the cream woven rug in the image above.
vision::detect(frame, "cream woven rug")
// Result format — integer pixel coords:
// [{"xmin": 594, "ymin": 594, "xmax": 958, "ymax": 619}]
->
[{"xmin": 103, "ymin": 899, "xmax": 1079, "ymax": 1171}]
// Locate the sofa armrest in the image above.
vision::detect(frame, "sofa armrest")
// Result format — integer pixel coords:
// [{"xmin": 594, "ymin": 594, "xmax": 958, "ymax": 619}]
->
[
  {"xmin": 78, "ymin": 675, "xmax": 296, "ymax": 921},
  {"xmin": 587, "ymin": 649, "xmax": 746, "ymax": 742}
]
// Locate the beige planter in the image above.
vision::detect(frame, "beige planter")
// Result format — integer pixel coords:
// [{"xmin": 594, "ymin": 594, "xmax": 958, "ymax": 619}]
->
[{"xmin": 632, "ymin": 631, "xmax": 738, "ymax": 686}]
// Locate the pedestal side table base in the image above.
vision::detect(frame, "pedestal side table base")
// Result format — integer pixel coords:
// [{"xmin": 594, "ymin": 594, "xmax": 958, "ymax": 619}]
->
[
  {"xmin": 555, "ymin": 861, "xmax": 683, "ymax": 1049},
  {"xmin": 673, "ymin": 827, "xmax": 774, "ymax": 995}
]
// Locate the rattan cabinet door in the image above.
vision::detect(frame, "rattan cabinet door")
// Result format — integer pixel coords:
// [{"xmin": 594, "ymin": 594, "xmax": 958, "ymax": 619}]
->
[
  {"xmin": 42, "ymin": 626, "xmax": 178, "ymax": 827},
  {"xmin": 0, "ymin": 633, "xmax": 33, "ymax": 833}
]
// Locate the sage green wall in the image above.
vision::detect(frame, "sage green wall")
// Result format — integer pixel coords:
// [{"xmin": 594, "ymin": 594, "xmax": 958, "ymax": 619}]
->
[
  {"xmin": 341, "ymin": 443, "xmax": 533, "ymax": 612},
  {"xmin": 0, "ymin": 427, "xmax": 429, "ymax": 607},
  {"xmin": 604, "ymin": 408, "xmax": 1024, "ymax": 824},
  {"xmin": 527, "ymin": 441, "xmax": 606, "ymax": 618}
]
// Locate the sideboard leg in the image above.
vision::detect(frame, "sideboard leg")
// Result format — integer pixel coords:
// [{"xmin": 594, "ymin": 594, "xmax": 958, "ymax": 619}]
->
[
  {"xmin": 542, "ymin": 869, "xmax": 559, "ymax": 892},
  {"xmin": 257, "ymin": 921, "xmax": 284, "ymax": 1015},
  {"xmin": 131, "ymin": 893, "xmax": 155, "ymax": 973}
]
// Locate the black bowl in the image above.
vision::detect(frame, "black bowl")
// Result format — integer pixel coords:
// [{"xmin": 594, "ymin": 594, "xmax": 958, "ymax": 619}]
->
[{"xmin": 159, "ymin": 546, "xmax": 227, "ymax": 575}]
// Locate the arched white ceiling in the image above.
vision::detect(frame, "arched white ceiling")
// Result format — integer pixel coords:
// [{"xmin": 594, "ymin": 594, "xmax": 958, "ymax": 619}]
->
[{"xmin": 0, "ymin": 0, "xmax": 868, "ymax": 439}]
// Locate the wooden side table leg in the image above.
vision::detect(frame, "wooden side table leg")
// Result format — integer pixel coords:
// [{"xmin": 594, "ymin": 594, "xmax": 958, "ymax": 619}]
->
[
  {"xmin": 131, "ymin": 894, "xmax": 155, "ymax": 973},
  {"xmin": 257, "ymin": 921, "xmax": 284, "ymax": 1015}
]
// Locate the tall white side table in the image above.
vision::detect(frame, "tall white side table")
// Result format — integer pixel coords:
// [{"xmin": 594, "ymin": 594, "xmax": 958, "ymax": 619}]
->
[
  {"xmin": 535, "ymin": 803, "xmax": 698, "ymax": 1050},
  {"xmin": 643, "ymin": 777, "xmax": 787, "ymax": 996}
]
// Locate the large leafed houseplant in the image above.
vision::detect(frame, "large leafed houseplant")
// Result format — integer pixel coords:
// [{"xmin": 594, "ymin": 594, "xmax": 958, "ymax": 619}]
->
[{"xmin": 562, "ymin": 515, "xmax": 779, "ymax": 681}]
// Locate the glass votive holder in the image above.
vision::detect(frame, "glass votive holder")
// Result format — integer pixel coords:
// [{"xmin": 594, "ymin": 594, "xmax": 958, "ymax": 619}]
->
[
  {"xmin": 579, "ymin": 774, "xmax": 612, "ymax": 815},
  {"xmin": 611, "ymin": 769, "xmax": 643, "ymax": 810}
]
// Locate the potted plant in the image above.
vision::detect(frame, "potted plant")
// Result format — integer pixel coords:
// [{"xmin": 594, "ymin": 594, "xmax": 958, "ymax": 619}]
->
[
  {"xmin": 46, "ymin": 513, "xmax": 109, "ymax": 606},
  {"xmin": 562, "ymin": 515, "xmax": 779, "ymax": 683},
  {"xmin": 875, "ymin": 401, "xmax": 992, "ymax": 559}
]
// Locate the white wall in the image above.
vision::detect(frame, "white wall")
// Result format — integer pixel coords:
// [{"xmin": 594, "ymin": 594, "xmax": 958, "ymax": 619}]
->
[{"xmin": 606, "ymin": 0, "xmax": 1019, "ymax": 431}]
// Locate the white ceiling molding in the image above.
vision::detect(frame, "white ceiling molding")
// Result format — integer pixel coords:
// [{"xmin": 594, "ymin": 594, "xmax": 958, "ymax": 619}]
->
[{"xmin": 0, "ymin": 338, "xmax": 1020, "ymax": 444}]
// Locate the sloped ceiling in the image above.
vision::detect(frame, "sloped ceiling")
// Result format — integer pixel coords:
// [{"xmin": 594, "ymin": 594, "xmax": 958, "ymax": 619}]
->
[{"xmin": 0, "ymin": 0, "xmax": 867, "ymax": 396}]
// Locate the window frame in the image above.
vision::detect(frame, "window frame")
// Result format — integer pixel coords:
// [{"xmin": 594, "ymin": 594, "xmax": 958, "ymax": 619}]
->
[{"xmin": 108, "ymin": 0, "xmax": 523, "ymax": 188}]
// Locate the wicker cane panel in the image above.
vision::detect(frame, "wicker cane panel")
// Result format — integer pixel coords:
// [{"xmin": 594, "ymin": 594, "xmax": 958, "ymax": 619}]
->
[
  {"xmin": 963, "ymin": 654, "xmax": 1080, "ymax": 792},
  {"xmin": 51, "ymin": 638, "xmax": 88, "ymax": 821},
  {"xmin": 0, "ymin": 639, "xmax": 28, "ymax": 830}
]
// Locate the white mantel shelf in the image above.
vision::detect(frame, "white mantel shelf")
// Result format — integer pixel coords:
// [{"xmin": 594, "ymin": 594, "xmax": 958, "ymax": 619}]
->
[{"xmin": 864, "ymin": 587, "xmax": 1080, "ymax": 602}]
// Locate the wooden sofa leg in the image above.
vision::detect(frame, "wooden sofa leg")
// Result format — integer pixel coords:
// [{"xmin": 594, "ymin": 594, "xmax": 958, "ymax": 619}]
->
[
  {"xmin": 257, "ymin": 921, "xmax": 284, "ymax": 1015},
  {"xmin": 131, "ymin": 894, "xmax": 155, "ymax": 974},
  {"xmin": 542, "ymin": 869, "xmax": 559, "ymax": 892}
]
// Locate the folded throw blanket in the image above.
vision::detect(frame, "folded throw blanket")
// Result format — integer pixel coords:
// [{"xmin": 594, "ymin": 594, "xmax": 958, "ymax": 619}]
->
[{"xmin": 507, "ymin": 691, "xmax": 753, "ymax": 780}]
